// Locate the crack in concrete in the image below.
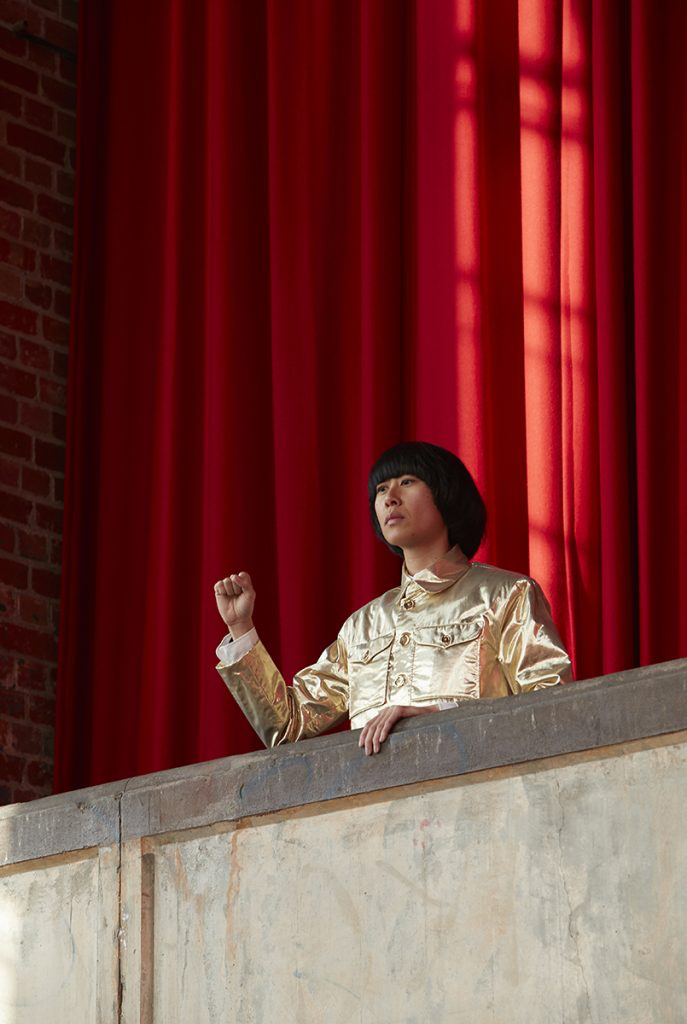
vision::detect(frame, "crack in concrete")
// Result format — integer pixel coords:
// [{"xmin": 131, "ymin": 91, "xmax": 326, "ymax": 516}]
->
[{"xmin": 555, "ymin": 777, "xmax": 594, "ymax": 1023}]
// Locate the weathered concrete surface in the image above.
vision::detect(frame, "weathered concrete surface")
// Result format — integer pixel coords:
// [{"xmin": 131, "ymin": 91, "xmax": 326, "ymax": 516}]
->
[
  {"xmin": 1, "ymin": 659, "xmax": 687, "ymax": 1023},
  {"xmin": 0, "ymin": 847, "xmax": 119, "ymax": 1024}
]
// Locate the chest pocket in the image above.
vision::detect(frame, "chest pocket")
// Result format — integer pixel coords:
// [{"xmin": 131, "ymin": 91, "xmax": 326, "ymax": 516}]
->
[
  {"xmin": 412, "ymin": 620, "xmax": 483, "ymax": 701},
  {"xmin": 347, "ymin": 632, "xmax": 394, "ymax": 718}
]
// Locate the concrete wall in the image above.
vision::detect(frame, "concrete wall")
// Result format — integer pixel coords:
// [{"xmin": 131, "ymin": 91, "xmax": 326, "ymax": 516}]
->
[{"xmin": 1, "ymin": 659, "xmax": 687, "ymax": 1023}]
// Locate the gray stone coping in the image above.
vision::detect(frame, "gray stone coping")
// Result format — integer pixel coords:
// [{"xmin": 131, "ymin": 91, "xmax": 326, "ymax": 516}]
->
[{"xmin": 2, "ymin": 658, "xmax": 686, "ymax": 866}]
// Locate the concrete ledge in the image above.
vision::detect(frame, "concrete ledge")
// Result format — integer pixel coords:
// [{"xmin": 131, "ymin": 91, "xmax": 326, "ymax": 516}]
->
[{"xmin": 2, "ymin": 658, "xmax": 686, "ymax": 863}]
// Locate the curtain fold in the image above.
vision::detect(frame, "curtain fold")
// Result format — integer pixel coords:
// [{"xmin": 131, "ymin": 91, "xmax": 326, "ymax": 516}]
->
[{"xmin": 55, "ymin": 0, "xmax": 687, "ymax": 791}]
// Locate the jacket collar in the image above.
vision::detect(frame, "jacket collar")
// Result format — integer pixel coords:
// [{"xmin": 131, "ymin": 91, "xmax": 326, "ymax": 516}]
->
[{"xmin": 400, "ymin": 545, "xmax": 471, "ymax": 595}]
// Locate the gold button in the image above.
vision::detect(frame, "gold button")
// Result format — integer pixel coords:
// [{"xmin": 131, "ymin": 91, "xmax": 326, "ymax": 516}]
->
[
  {"xmin": 403, "ymin": 598, "xmax": 415, "ymax": 610},
  {"xmin": 441, "ymin": 634, "xmax": 451, "ymax": 646},
  {"xmin": 362, "ymin": 650, "xmax": 370, "ymax": 663},
  {"xmin": 400, "ymin": 632, "xmax": 411, "ymax": 646}
]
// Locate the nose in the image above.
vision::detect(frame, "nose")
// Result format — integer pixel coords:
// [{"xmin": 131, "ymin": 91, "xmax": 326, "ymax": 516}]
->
[{"xmin": 384, "ymin": 483, "xmax": 400, "ymax": 506}]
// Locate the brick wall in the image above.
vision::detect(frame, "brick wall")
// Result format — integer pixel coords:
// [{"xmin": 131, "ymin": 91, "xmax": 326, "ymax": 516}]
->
[{"xmin": 0, "ymin": 0, "xmax": 77, "ymax": 804}]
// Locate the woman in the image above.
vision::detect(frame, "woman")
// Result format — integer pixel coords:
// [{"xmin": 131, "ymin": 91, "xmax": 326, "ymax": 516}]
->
[{"xmin": 214, "ymin": 442, "xmax": 572, "ymax": 755}]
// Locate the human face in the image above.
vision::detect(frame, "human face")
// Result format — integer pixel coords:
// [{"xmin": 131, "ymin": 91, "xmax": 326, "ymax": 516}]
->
[{"xmin": 374, "ymin": 475, "xmax": 448, "ymax": 554}]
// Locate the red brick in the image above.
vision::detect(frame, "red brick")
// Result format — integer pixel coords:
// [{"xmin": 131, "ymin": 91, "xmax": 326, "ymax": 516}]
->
[
  {"xmin": 26, "ymin": 42, "xmax": 57, "ymax": 75},
  {"xmin": 56, "ymin": 169, "xmax": 74, "ymax": 197},
  {"xmin": 35, "ymin": 438, "xmax": 63, "ymax": 471},
  {"xmin": 43, "ymin": 15, "xmax": 77, "ymax": 53},
  {"xmin": 50, "ymin": 534, "xmax": 60, "ymax": 563},
  {"xmin": 53, "ymin": 228, "xmax": 71, "ymax": 253},
  {"xmin": 0, "ymin": 453, "xmax": 19, "ymax": 485},
  {"xmin": 30, "ymin": 565, "xmax": 60, "ymax": 599},
  {"xmin": 6, "ymin": 123, "xmax": 65, "ymax": 165},
  {"xmin": 52, "ymin": 474, "xmax": 62, "ymax": 502},
  {"xmin": 25, "ymin": 756, "xmax": 52, "ymax": 786},
  {"xmin": 0, "ymin": 175, "xmax": 34, "ymax": 212},
  {"xmin": 24, "ymin": 157, "xmax": 52, "ymax": 188},
  {"xmin": 51, "ymin": 409, "xmax": 65, "ymax": 438},
  {"xmin": 20, "ymin": 464, "xmax": 49, "ymax": 497},
  {"xmin": 0, "ymin": 360, "xmax": 37, "ymax": 398},
  {"xmin": 38, "ymin": 377, "xmax": 66, "ymax": 408},
  {"xmin": 0, "ymin": 751, "xmax": 24, "ymax": 783},
  {"xmin": 31, "ymin": 0, "xmax": 59, "ymax": 11},
  {"xmin": 0, "ymin": 393, "xmax": 17, "ymax": 422},
  {"xmin": 0, "ymin": 0, "xmax": 27, "ymax": 22},
  {"xmin": 0, "ymin": 264, "xmax": 22, "ymax": 299},
  {"xmin": 0, "ymin": 301, "xmax": 37, "ymax": 336},
  {"xmin": 39, "ymin": 253, "xmax": 71, "ymax": 285},
  {"xmin": 40, "ymin": 73, "xmax": 75, "ymax": 110},
  {"xmin": 36, "ymin": 192, "xmax": 72, "ymax": 227},
  {"xmin": 42, "ymin": 723, "xmax": 53, "ymax": 757},
  {"xmin": 14, "ymin": 658, "xmax": 47, "ymax": 691},
  {"xmin": 0, "ymin": 24, "xmax": 27, "ymax": 59},
  {"xmin": 56, "ymin": 110, "xmax": 75, "ymax": 142},
  {"xmin": 25, "ymin": 280, "xmax": 52, "ymax": 309},
  {"xmin": 0, "ymin": 206, "xmax": 21, "ymax": 238},
  {"xmin": 0, "ymin": 556, "xmax": 28, "ymax": 587},
  {"xmin": 0, "ymin": 237, "xmax": 36, "ymax": 271},
  {"xmin": 24, "ymin": 7, "xmax": 45, "ymax": 34},
  {"xmin": 18, "ymin": 529, "xmax": 48, "ymax": 560},
  {"xmin": 0, "ymin": 489, "xmax": 31, "ymax": 523},
  {"xmin": 1, "ymin": 718, "xmax": 46, "ymax": 755},
  {"xmin": 0, "ymin": 146, "xmax": 22, "ymax": 177},
  {"xmin": 14, "ymin": 788, "xmax": 43, "ymax": 802},
  {"xmin": 35, "ymin": 500, "xmax": 61, "ymax": 531},
  {"xmin": 0, "ymin": 329, "xmax": 17, "ymax": 358},
  {"xmin": 0, "ymin": 521, "xmax": 14, "ymax": 551},
  {"xmin": 0, "ymin": 423, "xmax": 32, "ymax": 457},
  {"xmin": 68, "ymin": 145, "xmax": 75, "ymax": 170},
  {"xmin": 0, "ymin": 579, "xmax": 17, "ymax": 612},
  {"xmin": 52, "ymin": 349, "xmax": 67, "ymax": 377},
  {"xmin": 59, "ymin": 53, "xmax": 76, "ymax": 82},
  {"xmin": 0, "ymin": 621, "xmax": 57, "ymax": 659},
  {"xmin": 23, "ymin": 95, "xmax": 54, "ymax": 132},
  {"xmin": 0, "ymin": 85, "xmax": 21, "ymax": 117},
  {"xmin": 61, "ymin": 0, "xmax": 78, "ymax": 22},
  {"xmin": 19, "ymin": 593, "xmax": 51, "ymax": 627},
  {"xmin": 19, "ymin": 400, "xmax": 50, "ymax": 432},
  {"xmin": 19, "ymin": 338, "xmax": 51, "ymax": 371},
  {"xmin": 0, "ymin": 687, "xmax": 25, "ymax": 718},
  {"xmin": 22, "ymin": 217, "xmax": 51, "ymax": 247},
  {"xmin": 0, "ymin": 56, "xmax": 39, "ymax": 93},
  {"xmin": 52, "ymin": 288, "xmax": 69, "ymax": 318}
]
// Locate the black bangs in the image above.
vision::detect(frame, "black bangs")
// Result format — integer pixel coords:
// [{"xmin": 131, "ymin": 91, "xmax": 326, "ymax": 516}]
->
[
  {"xmin": 367, "ymin": 442, "xmax": 441, "ymax": 503},
  {"xmin": 368, "ymin": 441, "xmax": 487, "ymax": 559}
]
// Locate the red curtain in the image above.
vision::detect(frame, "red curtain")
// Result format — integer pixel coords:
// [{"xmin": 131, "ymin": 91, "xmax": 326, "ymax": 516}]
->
[{"xmin": 55, "ymin": 0, "xmax": 687, "ymax": 792}]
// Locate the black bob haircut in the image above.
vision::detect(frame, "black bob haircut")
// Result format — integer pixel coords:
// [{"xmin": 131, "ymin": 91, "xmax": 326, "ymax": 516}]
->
[{"xmin": 368, "ymin": 441, "xmax": 487, "ymax": 560}]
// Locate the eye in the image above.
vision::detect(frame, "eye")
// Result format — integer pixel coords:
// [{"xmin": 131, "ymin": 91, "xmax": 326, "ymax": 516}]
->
[
  {"xmin": 401, "ymin": 477, "xmax": 415, "ymax": 486},
  {"xmin": 376, "ymin": 484, "xmax": 387, "ymax": 495}
]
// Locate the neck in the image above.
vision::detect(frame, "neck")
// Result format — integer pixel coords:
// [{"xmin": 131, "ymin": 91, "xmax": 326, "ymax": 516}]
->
[{"xmin": 403, "ymin": 537, "xmax": 451, "ymax": 576}]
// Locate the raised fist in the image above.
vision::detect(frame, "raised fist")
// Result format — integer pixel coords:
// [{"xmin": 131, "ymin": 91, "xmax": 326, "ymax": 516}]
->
[{"xmin": 214, "ymin": 572, "xmax": 256, "ymax": 637}]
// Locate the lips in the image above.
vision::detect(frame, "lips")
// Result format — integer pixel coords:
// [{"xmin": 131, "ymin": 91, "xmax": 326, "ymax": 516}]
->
[{"xmin": 385, "ymin": 513, "xmax": 404, "ymax": 525}]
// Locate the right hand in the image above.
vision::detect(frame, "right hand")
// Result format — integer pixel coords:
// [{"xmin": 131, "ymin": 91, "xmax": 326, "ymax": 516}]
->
[{"xmin": 214, "ymin": 573, "xmax": 256, "ymax": 637}]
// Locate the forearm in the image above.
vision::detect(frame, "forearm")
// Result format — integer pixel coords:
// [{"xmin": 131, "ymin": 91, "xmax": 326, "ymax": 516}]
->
[{"xmin": 217, "ymin": 639, "xmax": 349, "ymax": 747}]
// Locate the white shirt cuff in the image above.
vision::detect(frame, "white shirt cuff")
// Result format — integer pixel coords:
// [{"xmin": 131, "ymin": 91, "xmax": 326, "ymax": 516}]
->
[{"xmin": 216, "ymin": 628, "xmax": 259, "ymax": 666}]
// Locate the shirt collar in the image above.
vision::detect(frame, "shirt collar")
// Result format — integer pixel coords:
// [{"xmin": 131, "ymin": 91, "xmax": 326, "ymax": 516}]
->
[{"xmin": 400, "ymin": 545, "xmax": 471, "ymax": 595}]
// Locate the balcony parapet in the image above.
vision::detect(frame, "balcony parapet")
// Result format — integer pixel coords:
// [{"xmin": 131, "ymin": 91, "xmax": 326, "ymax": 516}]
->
[{"xmin": 3, "ymin": 657, "xmax": 686, "ymax": 866}]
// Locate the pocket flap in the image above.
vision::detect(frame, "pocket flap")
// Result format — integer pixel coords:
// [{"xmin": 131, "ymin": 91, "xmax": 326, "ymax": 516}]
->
[
  {"xmin": 414, "ymin": 621, "xmax": 483, "ymax": 648},
  {"xmin": 348, "ymin": 632, "xmax": 394, "ymax": 665}
]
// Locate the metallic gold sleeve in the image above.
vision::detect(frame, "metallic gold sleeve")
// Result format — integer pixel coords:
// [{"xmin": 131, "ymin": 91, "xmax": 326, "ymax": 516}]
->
[
  {"xmin": 216, "ymin": 638, "xmax": 350, "ymax": 747},
  {"xmin": 498, "ymin": 579, "xmax": 573, "ymax": 692}
]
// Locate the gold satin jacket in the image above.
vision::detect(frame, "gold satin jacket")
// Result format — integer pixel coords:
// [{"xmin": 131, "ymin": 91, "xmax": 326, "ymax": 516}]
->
[{"xmin": 217, "ymin": 547, "xmax": 573, "ymax": 748}]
